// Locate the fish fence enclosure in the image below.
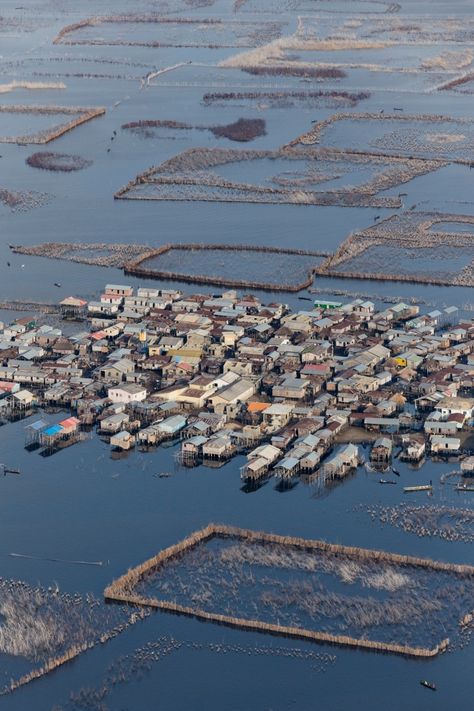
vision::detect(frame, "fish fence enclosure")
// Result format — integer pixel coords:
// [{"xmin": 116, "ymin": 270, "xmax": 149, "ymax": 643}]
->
[{"xmin": 104, "ymin": 524, "xmax": 474, "ymax": 658}]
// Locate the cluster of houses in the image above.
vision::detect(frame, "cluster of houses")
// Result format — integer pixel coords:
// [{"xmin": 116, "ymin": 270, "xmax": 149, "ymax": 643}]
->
[{"xmin": 0, "ymin": 284, "xmax": 473, "ymax": 479}]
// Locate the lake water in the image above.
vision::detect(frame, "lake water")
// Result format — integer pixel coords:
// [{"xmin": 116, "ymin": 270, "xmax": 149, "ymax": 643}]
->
[{"xmin": 0, "ymin": 0, "xmax": 473, "ymax": 708}]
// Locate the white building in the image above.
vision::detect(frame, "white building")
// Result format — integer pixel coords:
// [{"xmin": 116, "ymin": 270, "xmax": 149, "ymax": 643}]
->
[{"xmin": 108, "ymin": 383, "xmax": 147, "ymax": 404}]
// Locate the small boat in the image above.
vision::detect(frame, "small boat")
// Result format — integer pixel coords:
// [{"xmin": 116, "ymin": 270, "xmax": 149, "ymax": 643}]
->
[
  {"xmin": 420, "ymin": 680, "xmax": 436, "ymax": 691},
  {"xmin": 158, "ymin": 472, "xmax": 172, "ymax": 478},
  {"xmin": 456, "ymin": 484, "xmax": 474, "ymax": 492},
  {"xmin": 298, "ymin": 296, "xmax": 312, "ymax": 301},
  {"xmin": 379, "ymin": 479, "xmax": 396, "ymax": 485},
  {"xmin": 404, "ymin": 485, "xmax": 432, "ymax": 493},
  {"xmin": 392, "ymin": 467, "xmax": 400, "ymax": 476},
  {"xmin": 54, "ymin": 282, "xmax": 61, "ymax": 287}
]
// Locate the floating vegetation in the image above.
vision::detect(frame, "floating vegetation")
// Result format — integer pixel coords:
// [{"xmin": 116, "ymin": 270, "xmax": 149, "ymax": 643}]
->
[
  {"xmin": 104, "ymin": 524, "xmax": 474, "ymax": 656},
  {"xmin": 121, "ymin": 117, "xmax": 266, "ymax": 142},
  {"xmin": 0, "ymin": 578, "xmax": 148, "ymax": 696},
  {"xmin": 115, "ymin": 142, "xmax": 442, "ymax": 208},
  {"xmin": 26, "ymin": 152, "xmax": 93, "ymax": 172},
  {"xmin": 317, "ymin": 211, "xmax": 474, "ymax": 286},
  {"xmin": 0, "ymin": 105, "xmax": 105, "ymax": 145},
  {"xmin": 360, "ymin": 503, "xmax": 474, "ymax": 544},
  {"xmin": 209, "ymin": 118, "xmax": 266, "ymax": 142}
]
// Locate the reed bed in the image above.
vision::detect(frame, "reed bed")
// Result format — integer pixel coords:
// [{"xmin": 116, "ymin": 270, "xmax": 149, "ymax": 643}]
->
[
  {"xmin": 0, "ymin": 105, "xmax": 105, "ymax": 145},
  {"xmin": 26, "ymin": 152, "xmax": 93, "ymax": 172},
  {"xmin": 104, "ymin": 523, "xmax": 474, "ymax": 657},
  {"xmin": 0, "ymin": 578, "xmax": 148, "ymax": 697}
]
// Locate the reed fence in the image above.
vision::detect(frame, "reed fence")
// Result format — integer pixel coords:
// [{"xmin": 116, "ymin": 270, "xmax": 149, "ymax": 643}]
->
[{"xmin": 104, "ymin": 523, "xmax": 474, "ymax": 657}]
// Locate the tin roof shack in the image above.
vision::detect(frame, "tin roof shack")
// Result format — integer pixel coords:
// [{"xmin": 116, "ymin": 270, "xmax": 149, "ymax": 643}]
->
[
  {"xmin": 99, "ymin": 412, "xmax": 130, "ymax": 434},
  {"xmin": 400, "ymin": 434, "xmax": 426, "ymax": 462},
  {"xmin": 370, "ymin": 437, "xmax": 393, "ymax": 463},
  {"xmin": 322, "ymin": 444, "xmax": 359, "ymax": 480},
  {"xmin": 39, "ymin": 416, "xmax": 81, "ymax": 452},
  {"xmin": 272, "ymin": 376, "xmax": 308, "ymax": 401},
  {"xmin": 110, "ymin": 430, "xmax": 134, "ymax": 451},
  {"xmin": 240, "ymin": 443, "xmax": 281, "ymax": 481},
  {"xmin": 263, "ymin": 403, "xmax": 293, "ymax": 431},
  {"xmin": 273, "ymin": 456, "xmax": 300, "ymax": 480},
  {"xmin": 430, "ymin": 435, "xmax": 461, "ymax": 455},
  {"xmin": 25, "ymin": 418, "xmax": 48, "ymax": 448},
  {"xmin": 156, "ymin": 414, "xmax": 187, "ymax": 441},
  {"xmin": 180, "ymin": 435, "xmax": 209, "ymax": 462},
  {"xmin": 202, "ymin": 433, "xmax": 235, "ymax": 461},
  {"xmin": 59, "ymin": 296, "xmax": 87, "ymax": 320},
  {"xmin": 435, "ymin": 397, "xmax": 474, "ymax": 421}
]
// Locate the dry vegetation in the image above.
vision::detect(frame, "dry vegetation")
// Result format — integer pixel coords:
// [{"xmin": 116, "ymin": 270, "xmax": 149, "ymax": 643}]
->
[
  {"xmin": 0, "ymin": 577, "xmax": 149, "ymax": 697},
  {"xmin": 0, "ymin": 81, "xmax": 65, "ymax": 94}
]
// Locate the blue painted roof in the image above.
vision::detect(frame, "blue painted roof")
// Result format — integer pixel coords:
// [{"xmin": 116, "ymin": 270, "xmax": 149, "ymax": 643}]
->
[{"xmin": 43, "ymin": 424, "xmax": 63, "ymax": 436}]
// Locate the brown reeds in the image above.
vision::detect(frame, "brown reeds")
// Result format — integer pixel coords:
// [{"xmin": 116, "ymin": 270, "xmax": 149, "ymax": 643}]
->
[{"xmin": 104, "ymin": 523, "xmax": 474, "ymax": 657}]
